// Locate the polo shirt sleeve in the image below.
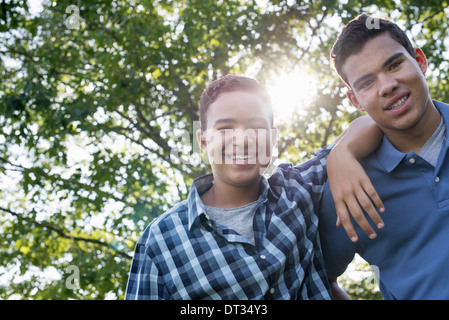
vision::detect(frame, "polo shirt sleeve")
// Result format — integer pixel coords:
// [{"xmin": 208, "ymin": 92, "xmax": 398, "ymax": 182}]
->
[{"xmin": 318, "ymin": 180, "xmax": 358, "ymax": 278}]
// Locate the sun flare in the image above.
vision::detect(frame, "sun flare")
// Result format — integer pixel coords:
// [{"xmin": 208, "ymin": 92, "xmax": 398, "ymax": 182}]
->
[{"xmin": 268, "ymin": 72, "xmax": 318, "ymax": 123}]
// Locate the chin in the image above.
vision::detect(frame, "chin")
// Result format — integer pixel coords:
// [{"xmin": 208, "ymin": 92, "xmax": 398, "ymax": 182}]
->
[{"xmin": 229, "ymin": 173, "xmax": 262, "ymax": 186}]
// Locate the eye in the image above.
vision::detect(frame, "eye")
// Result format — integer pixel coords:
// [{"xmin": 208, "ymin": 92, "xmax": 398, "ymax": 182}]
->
[
  {"xmin": 359, "ymin": 79, "xmax": 374, "ymax": 90},
  {"xmin": 250, "ymin": 126, "xmax": 267, "ymax": 131},
  {"xmin": 249, "ymin": 121, "xmax": 269, "ymax": 130},
  {"xmin": 389, "ymin": 60, "xmax": 403, "ymax": 71}
]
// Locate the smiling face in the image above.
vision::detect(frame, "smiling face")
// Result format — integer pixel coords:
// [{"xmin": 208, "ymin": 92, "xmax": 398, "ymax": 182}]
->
[
  {"xmin": 342, "ymin": 33, "xmax": 434, "ymax": 137},
  {"xmin": 197, "ymin": 91, "xmax": 276, "ymax": 188}
]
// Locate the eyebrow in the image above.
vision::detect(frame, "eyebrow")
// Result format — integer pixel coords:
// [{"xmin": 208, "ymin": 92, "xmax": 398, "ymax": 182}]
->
[
  {"xmin": 213, "ymin": 118, "xmax": 235, "ymax": 126},
  {"xmin": 213, "ymin": 117, "xmax": 268, "ymax": 126},
  {"xmin": 382, "ymin": 52, "xmax": 405, "ymax": 68},
  {"xmin": 352, "ymin": 52, "xmax": 406, "ymax": 89},
  {"xmin": 352, "ymin": 73, "xmax": 374, "ymax": 89}
]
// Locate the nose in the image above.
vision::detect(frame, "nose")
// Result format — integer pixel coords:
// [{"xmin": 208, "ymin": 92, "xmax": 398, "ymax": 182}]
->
[
  {"xmin": 232, "ymin": 128, "xmax": 253, "ymax": 146},
  {"xmin": 378, "ymin": 74, "xmax": 399, "ymax": 97}
]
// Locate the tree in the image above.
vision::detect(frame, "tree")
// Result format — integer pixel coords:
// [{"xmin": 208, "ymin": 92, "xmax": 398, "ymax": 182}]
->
[{"xmin": 1, "ymin": 0, "xmax": 448, "ymax": 299}]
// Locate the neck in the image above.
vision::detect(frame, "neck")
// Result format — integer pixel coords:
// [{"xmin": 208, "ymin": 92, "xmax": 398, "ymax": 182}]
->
[
  {"xmin": 385, "ymin": 101, "xmax": 441, "ymax": 153},
  {"xmin": 201, "ymin": 178, "xmax": 261, "ymax": 209}
]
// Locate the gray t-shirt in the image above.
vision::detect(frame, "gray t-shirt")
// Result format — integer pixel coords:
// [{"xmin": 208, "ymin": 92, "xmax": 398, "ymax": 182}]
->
[
  {"xmin": 204, "ymin": 201, "xmax": 258, "ymax": 245},
  {"xmin": 419, "ymin": 117, "xmax": 446, "ymax": 167}
]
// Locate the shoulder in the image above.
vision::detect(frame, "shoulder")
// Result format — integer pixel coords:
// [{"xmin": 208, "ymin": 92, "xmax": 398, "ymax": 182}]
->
[
  {"xmin": 136, "ymin": 200, "xmax": 189, "ymax": 248},
  {"xmin": 269, "ymin": 146, "xmax": 331, "ymax": 189},
  {"xmin": 293, "ymin": 146, "xmax": 332, "ymax": 181}
]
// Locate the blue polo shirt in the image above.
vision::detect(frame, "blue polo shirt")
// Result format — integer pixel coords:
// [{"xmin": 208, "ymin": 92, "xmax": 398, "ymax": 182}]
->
[{"xmin": 318, "ymin": 100, "xmax": 449, "ymax": 300}]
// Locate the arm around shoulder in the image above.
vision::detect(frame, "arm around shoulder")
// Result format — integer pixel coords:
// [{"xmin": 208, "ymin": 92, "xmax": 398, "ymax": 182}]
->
[{"xmin": 334, "ymin": 115, "xmax": 383, "ymax": 159}]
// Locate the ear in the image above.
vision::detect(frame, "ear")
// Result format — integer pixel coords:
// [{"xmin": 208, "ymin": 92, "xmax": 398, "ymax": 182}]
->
[
  {"xmin": 347, "ymin": 90, "xmax": 365, "ymax": 112},
  {"xmin": 414, "ymin": 47, "xmax": 428, "ymax": 75},
  {"xmin": 196, "ymin": 128, "xmax": 207, "ymax": 151},
  {"xmin": 196, "ymin": 128, "xmax": 211, "ymax": 165}
]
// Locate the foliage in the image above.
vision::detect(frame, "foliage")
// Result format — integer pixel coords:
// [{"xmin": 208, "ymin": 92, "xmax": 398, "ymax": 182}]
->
[
  {"xmin": 1, "ymin": 0, "xmax": 448, "ymax": 299},
  {"xmin": 338, "ymin": 255, "xmax": 383, "ymax": 300}
]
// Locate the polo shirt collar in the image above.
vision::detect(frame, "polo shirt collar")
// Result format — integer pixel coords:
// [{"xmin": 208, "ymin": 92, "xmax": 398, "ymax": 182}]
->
[
  {"xmin": 434, "ymin": 100, "xmax": 449, "ymax": 141},
  {"xmin": 186, "ymin": 173, "xmax": 270, "ymax": 230},
  {"xmin": 375, "ymin": 137, "xmax": 407, "ymax": 173},
  {"xmin": 376, "ymin": 100, "xmax": 449, "ymax": 173}
]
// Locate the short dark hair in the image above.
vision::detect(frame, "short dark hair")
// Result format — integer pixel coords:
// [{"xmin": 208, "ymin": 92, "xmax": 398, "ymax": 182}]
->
[
  {"xmin": 199, "ymin": 75, "xmax": 273, "ymax": 129},
  {"xmin": 330, "ymin": 13, "xmax": 415, "ymax": 87}
]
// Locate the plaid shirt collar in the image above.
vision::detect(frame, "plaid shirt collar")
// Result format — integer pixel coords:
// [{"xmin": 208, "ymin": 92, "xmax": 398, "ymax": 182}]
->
[{"xmin": 187, "ymin": 173, "xmax": 270, "ymax": 231}]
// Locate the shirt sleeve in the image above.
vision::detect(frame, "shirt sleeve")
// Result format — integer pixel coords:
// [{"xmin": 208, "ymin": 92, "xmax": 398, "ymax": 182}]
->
[
  {"xmin": 318, "ymin": 180, "xmax": 358, "ymax": 278},
  {"xmin": 293, "ymin": 143, "xmax": 335, "ymax": 190},
  {"xmin": 125, "ymin": 238, "xmax": 170, "ymax": 300}
]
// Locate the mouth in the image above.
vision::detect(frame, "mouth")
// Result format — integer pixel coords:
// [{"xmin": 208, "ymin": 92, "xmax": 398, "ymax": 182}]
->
[
  {"xmin": 225, "ymin": 153, "xmax": 257, "ymax": 164},
  {"xmin": 386, "ymin": 94, "xmax": 410, "ymax": 111}
]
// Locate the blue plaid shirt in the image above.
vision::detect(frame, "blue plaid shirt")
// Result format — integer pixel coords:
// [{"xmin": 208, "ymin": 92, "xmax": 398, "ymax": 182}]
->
[{"xmin": 125, "ymin": 147, "xmax": 332, "ymax": 300}]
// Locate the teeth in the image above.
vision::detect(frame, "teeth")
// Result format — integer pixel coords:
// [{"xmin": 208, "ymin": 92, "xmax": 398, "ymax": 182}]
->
[
  {"xmin": 388, "ymin": 95, "xmax": 408, "ymax": 110},
  {"xmin": 232, "ymin": 155, "xmax": 254, "ymax": 160}
]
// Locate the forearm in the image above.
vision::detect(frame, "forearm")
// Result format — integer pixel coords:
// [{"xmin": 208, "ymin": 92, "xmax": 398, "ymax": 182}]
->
[{"xmin": 334, "ymin": 115, "xmax": 383, "ymax": 160}]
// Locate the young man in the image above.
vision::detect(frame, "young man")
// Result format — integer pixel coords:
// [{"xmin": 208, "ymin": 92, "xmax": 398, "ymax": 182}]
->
[
  {"xmin": 319, "ymin": 14, "xmax": 449, "ymax": 299},
  {"xmin": 125, "ymin": 75, "xmax": 382, "ymax": 300}
]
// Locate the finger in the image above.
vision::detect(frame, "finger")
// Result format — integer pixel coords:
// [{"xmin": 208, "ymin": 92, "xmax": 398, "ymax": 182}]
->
[
  {"xmin": 335, "ymin": 202, "xmax": 359, "ymax": 242},
  {"xmin": 362, "ymin": 180, "xmax": 385, "ymax": 214},
  {"xmin": 355, "ymin": 189, "xmax": 385, "ymax": 230},
  {"xmin": 346, "ymin": 195, "xmax": 377, "ymax": 239}
]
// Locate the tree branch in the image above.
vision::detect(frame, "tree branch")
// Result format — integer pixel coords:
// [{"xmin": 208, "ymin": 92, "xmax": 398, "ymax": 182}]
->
[{"xmin": 0, "ymin": 206, "xmax": 132, "ymax": 259}]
